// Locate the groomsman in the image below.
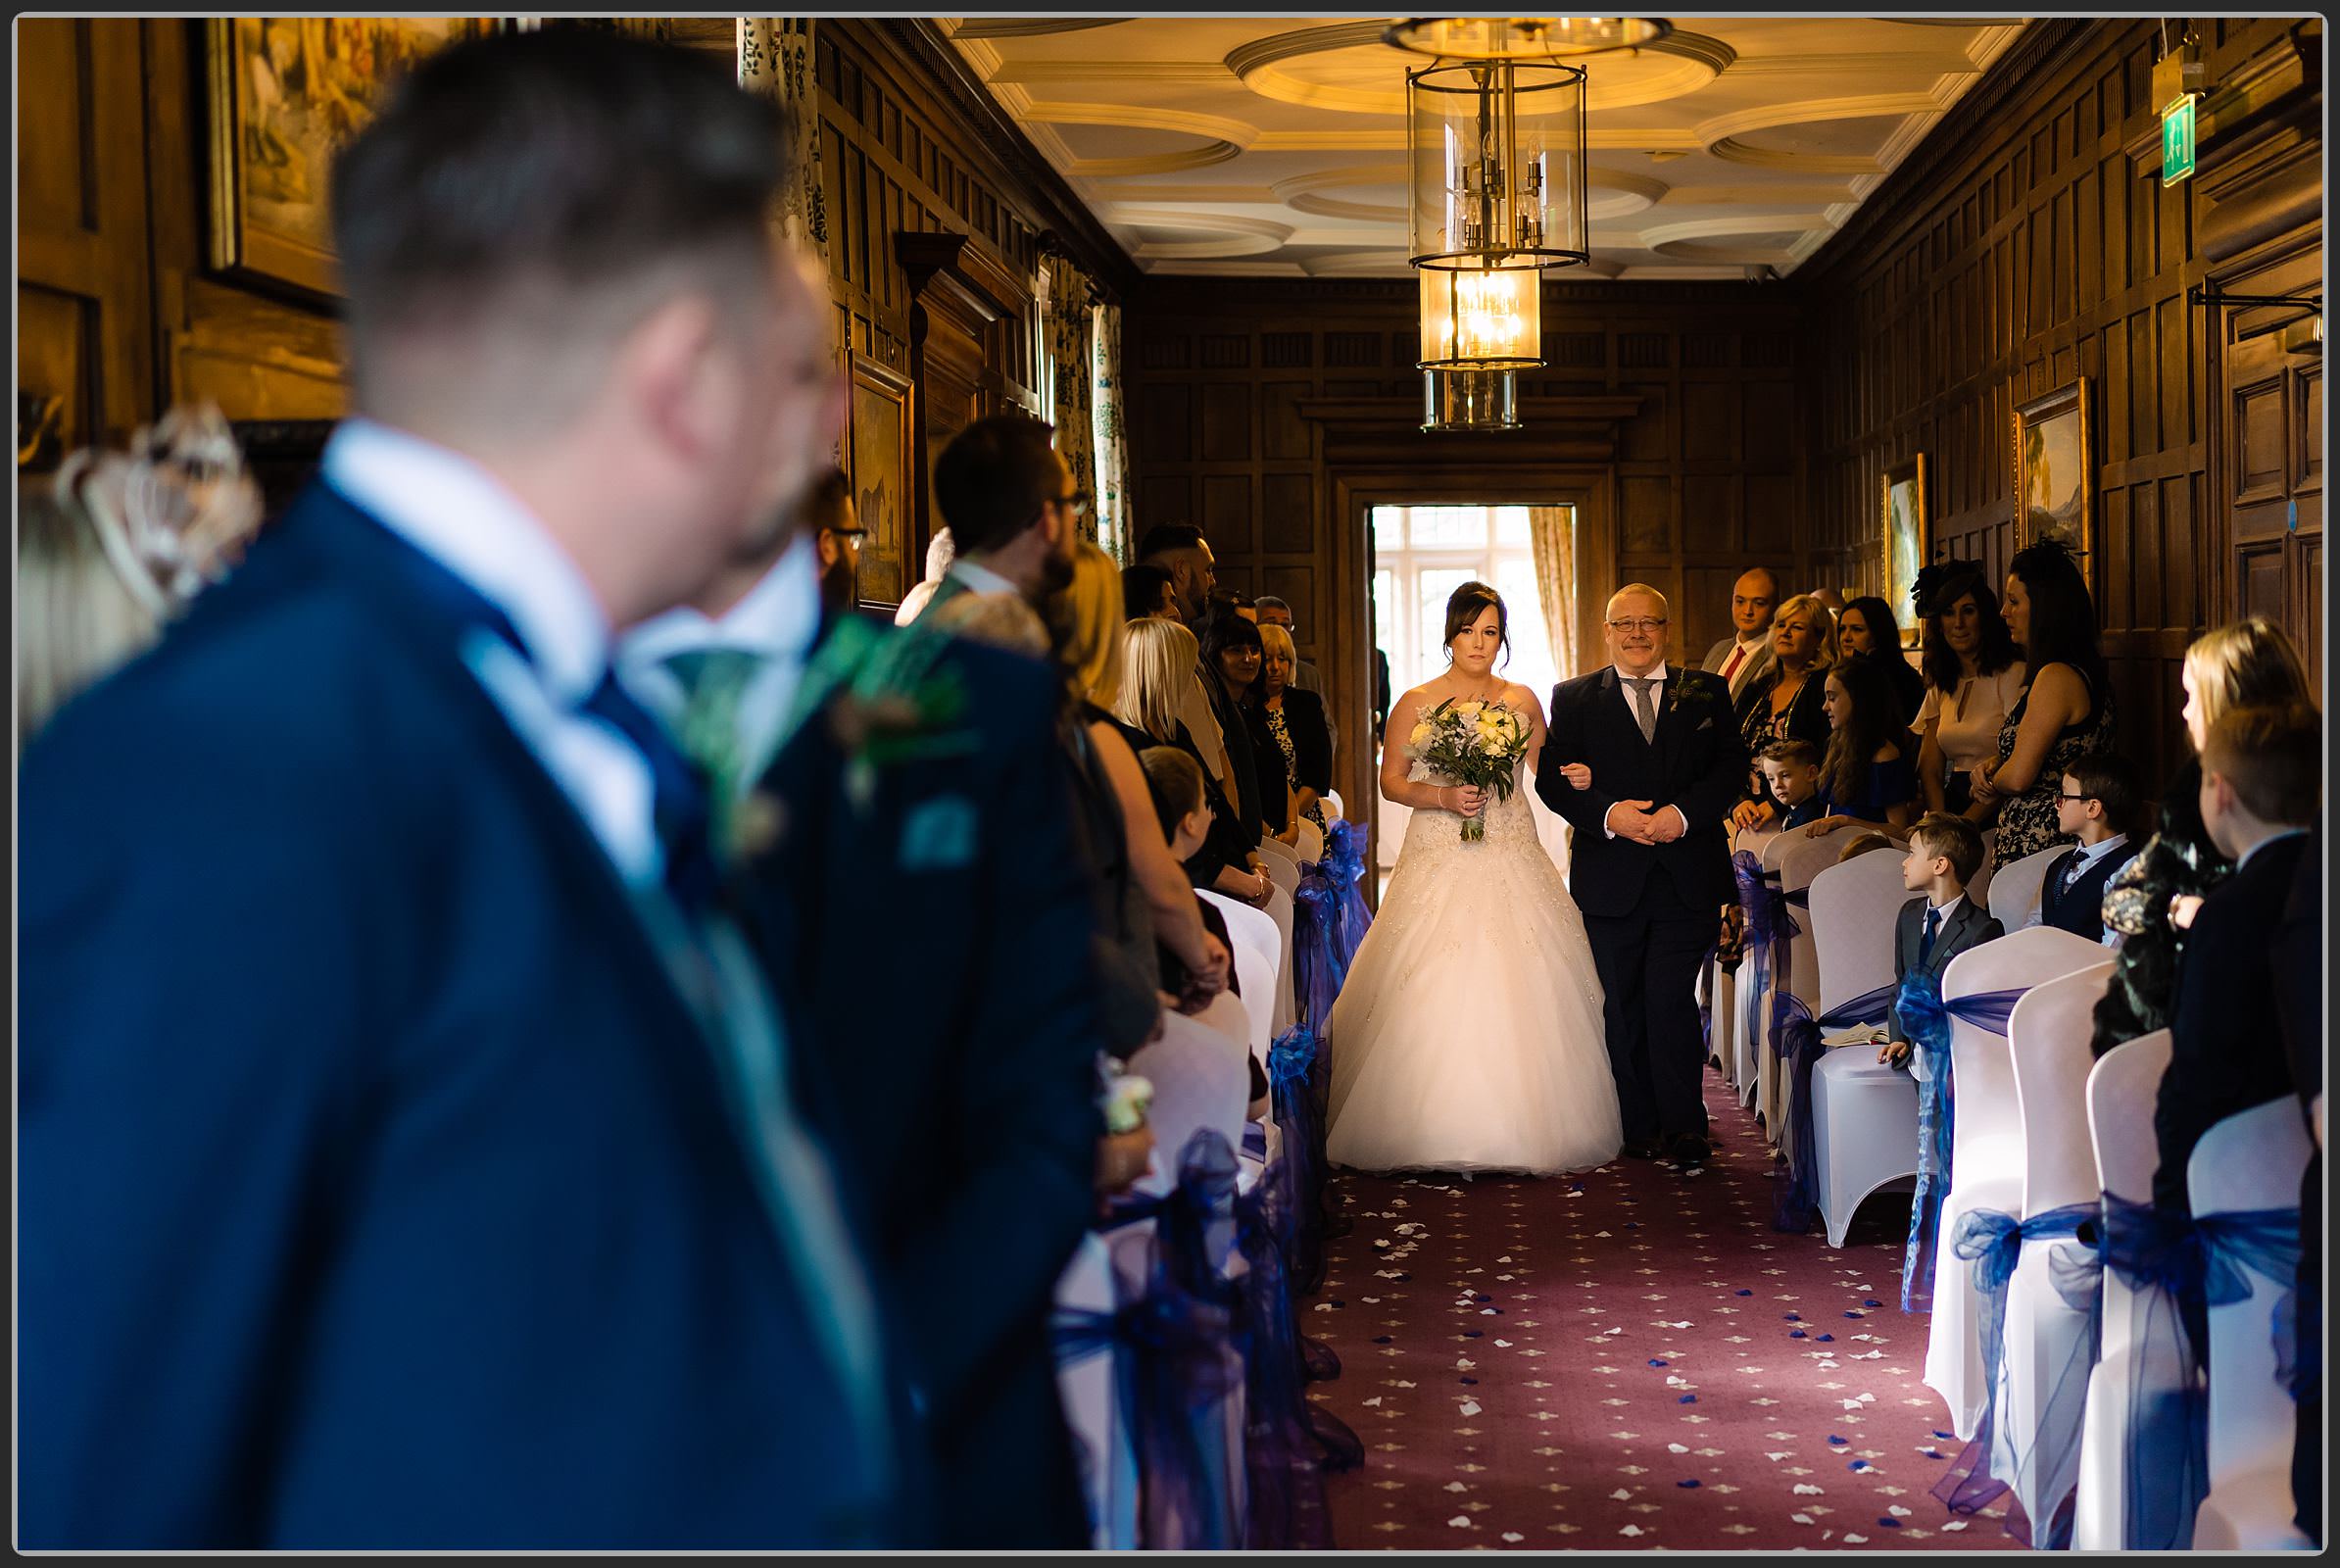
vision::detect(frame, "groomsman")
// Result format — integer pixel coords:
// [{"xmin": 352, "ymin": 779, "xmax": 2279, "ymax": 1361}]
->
[
  {"xmin": 21, "ymin": 31, "xmax": 910, "ymax": 1548},
  {"xmin": 1540, "ymin": 584, "xmax": 1748, "ymax": 1166},
  {"xmin": 619, "ymin": 435, "xmax": 1106, "ymax": 1549}
]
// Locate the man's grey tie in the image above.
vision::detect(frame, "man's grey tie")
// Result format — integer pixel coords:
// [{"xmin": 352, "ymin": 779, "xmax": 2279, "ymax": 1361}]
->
[{"xmin": 1627, "ymin": 676, "xmax": 1658, "ymax": 745}]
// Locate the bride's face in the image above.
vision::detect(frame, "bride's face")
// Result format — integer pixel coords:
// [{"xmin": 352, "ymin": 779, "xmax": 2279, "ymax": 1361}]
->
[{"xmin": 1448, "ymin": 606, "xmax": 1502, "ymax": 676}]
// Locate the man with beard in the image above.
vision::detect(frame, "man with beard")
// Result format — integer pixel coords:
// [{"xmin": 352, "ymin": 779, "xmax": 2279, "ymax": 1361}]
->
[
  {"xmin": 914, "ymin": 414, "xmax": 1078, "ymax": 648},
  {"xmin": 803, "ymin": 466, "xmax": 867, "ymax": 616}
]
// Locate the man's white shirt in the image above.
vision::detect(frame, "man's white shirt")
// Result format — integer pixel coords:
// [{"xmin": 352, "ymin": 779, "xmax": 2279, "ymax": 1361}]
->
[{"xmin": 1600, "ymin": 662, "xmax": 1690, "ymax": 841}]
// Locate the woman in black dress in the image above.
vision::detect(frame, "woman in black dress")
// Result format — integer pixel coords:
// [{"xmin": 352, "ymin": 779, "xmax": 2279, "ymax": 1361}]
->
[
  {"xmin": 1973, "ymin": 541, "xmax": 2116, "ymax": 871},
  {"xmin": 1836, "ymin": 593, "xmax": 1927, "ymax": 735},
  {"xmin": 1114, "ymin": 615, "xmax": 1275, "ymax": 909},
  {"xmin": 1729, "ymin": 593, "xmax": 1835, "ymax": 825},
  {"xmin": 1201, "ymin": 609, "xmax": 1282, "ymax": 845},
  {"xmin": 1247, "ymin": 620, "xmax": 1333, "ymax": 838}
]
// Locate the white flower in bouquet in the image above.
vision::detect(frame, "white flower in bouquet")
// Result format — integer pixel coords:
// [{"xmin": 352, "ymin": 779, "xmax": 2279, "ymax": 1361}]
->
[
  {"xmin": 1415, "ymin": 695, "xmax": 1534, "ymax": 842},
  {"xmin": 1101, "ymin": 1066, "xmax": 1153, "ymax": 1135}
]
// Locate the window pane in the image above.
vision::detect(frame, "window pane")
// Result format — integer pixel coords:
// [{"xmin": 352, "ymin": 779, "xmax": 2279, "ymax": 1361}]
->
[
  {"xmin": 1407, "ymin": 505, "xmax": 1487, "ymax": 549},
  {"xmin": 1372, "ymin": 506, "xmax": 1404, "ymax": 552},
  {"xmin": 1492, "ymin": 505, "xmax": 1532, "ymax": 546},
  {"xmin": 1495, "ymin": 560, "xmax": 1557, "ymax": 702}
]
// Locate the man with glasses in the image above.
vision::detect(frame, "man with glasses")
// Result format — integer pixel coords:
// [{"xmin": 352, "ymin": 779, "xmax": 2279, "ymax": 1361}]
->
[
  {"xmin": 1538, "ymin": 584, "xmax": 1748, "ymax": 1170},
  {"xmin": 910, "ymin": 416, "xmax": 1084, "ymax": 653},
  {"xmin": 804, "ymin": 466, "xmax": 869, "ymax": 616}
]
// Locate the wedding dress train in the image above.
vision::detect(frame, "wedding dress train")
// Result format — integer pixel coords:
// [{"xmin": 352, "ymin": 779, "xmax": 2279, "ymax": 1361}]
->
[{"xmin": 1325, "ymin": 757, "xmax": 1624, "ymax": 1176}]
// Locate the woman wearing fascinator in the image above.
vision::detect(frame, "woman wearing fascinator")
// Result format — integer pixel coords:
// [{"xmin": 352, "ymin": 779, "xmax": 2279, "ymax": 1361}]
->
[
  {"xmin": 19, "ymin": 404, "xmax": 263, "ymax": 741},
  {"xmin": 1970, "ymin": 539, "xmax": 2117, "ymax": 871},
  {"xmin": 1909, "ymin": 558, "xmax": 2026, "ymax": 818}
]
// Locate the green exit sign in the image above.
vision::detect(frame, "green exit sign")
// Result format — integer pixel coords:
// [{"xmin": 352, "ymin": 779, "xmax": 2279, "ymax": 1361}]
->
[{"xmin": 2162, "ymin": 94, "xmax": 2198, "ymax": 185}]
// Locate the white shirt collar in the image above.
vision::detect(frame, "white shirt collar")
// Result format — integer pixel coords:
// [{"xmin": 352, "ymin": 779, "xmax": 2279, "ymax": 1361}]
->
[
  {"xmin": 619, "ymin": 532, "xmax": 821, "ymax": 670},
  {"xmin": 2237, "ymin": 826, "xmax": 2311, "ymax": 872},
  {"xmin": 1736, "ymin": 630, "xmax": 1769, "ymax": 652},
  {"xmin": 949, "ymin": 558, "xmax": 1023, "ymax": 601},
  {"xmin": 2071, "ymin": 832, "xmax": 2132, "ymax": 869},
  {"xmin": 322, "ymin": 418, "xmax": 609, "ymax": 704},
  {"xmin": 1613, "ymin": 661, "xmax": 1671, "ymax": 684},
  {"xmin": 1927, "ymin": 893, "xmax": 1967, "ymax": 921}
]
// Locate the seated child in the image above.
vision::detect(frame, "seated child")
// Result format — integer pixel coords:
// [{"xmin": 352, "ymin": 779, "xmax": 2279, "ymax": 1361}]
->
[{"xmin": 1879, "ymin": 812, "xmax": 2005, "ymax": 1068}]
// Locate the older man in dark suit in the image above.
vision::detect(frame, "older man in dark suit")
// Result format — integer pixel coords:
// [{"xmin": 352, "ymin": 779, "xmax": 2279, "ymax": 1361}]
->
[
  {"xmin": 22, "ymin": 31, "xmax": 910, "ymax": 1548},
  {"xmin": 1538, "ymin": 583, "xmax": 1748, "ymax": 1166}
]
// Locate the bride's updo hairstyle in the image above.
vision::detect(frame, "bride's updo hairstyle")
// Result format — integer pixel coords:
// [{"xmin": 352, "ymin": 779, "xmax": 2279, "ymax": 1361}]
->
[{"xmin": 1442, "ymin": 580, "xmax": 1510, "ymax": 664}]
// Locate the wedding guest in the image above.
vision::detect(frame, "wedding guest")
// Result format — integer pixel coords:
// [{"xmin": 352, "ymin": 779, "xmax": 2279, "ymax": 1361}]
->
[
  {"xmin": 19, "ymin": 406, "xmax": 263, "ymax": 743},
  {"xmin": 1202, "ymin": 607, "xmax": 1277, "ymax": 842},
  {"xmin": 1114, "ymin": 616, "xmax": 1273, "ymax": 909},
  {"xmin": 802, "ymin": 465, "xmax": 866, "ymax": 615},
  {"xmin": 1254, "ymin": 594, "xmax": 1337, "ymax": 762},
  {"xmin": 1136, "ymin": 521, "xmax": 1217, "ymax": 623},
  {"xmin": 624, "ymin": 464, "xmax": 1113, "ymax": 1549},
  {"xmin": 1732, "ymin": 592, "xmax": 1834, "ymax": 805},
  {"xmin": 1801, "ymin": 654, "xmax": 1920, "ymax": 836},
  {"xmin": 1249, "ymin": 621, "xmax": 1331, "ymax": 838},
  {"xmin": 1973, "ymin": 540, "xmax": 2116, "ymax": 871},
  {"xmin": 1838, "ymin": 830, "xmax": 1898, "ymax": 862},
  {"xmin": 2092, "ymin": 619, "xmax": 2313, "ymax": 1054},
  {"xmin": 1837, "ymin": 593, "xmax": 1926, "ymax": 732},
  {"xmin": 23, "ymin": 28, "xmax": 905, "ymax": 1548},
  {"xmin": 1911, "ymin": 560, "xmax": 2026, "ymax": 818},
  {"xmin": 1813, "ymin": 586, "xmax": 1847, "ymax": 613},
  {"xmin": 1120, "ymin": 561, "xmax": 1176, "ymax": 621},
  {"xmin": 2152, "ymin": 702, "xmax": 2319, "ymax": 1220},
  {"xmin": 1732, "ymin": 739, "xmax": 1827, "ymax": 832},
  {"xmin": 894, "ymin": 527, "xmax": 954, "ymax": 625},
  {"xmin": 1699, "ymin": 565, "xmax": 1779, "ymax": 703},
  {"xmin": 1140, "ymin": 745, "xmax": 1274, "ymax": 1120},
  {"xmin": 2275, "ymin": 838, "xmax": 2323, "ymax": 1544},
  {"xmin": 2026, "ymin": 753, "xmax": 2143, "ymax": 941},
  {"xmin": 1878, "ymin": 813, "xmax": 2004, "ymax": 1069}
]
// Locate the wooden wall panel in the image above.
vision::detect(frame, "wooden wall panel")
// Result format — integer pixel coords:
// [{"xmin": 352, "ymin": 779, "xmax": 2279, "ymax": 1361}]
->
[{"xmin": 1796, "ymin": 16, "xmax": 2321, "ymax": 793}]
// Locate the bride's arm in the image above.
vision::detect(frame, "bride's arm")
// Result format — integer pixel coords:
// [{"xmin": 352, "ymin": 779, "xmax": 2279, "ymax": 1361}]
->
[
  {"xmin": 1515, "ymin": 687, "xmax": 1586, "ymax": 788},
  {"xmin": 1380, "ymin": 692, "xmax": 1479, "ymax": 814}
]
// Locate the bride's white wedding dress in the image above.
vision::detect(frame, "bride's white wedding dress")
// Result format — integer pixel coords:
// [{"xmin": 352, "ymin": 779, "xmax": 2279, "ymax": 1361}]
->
[{"xmin": 1325, "ymin": 752, "xmax": 1624, "ymax": 1176}]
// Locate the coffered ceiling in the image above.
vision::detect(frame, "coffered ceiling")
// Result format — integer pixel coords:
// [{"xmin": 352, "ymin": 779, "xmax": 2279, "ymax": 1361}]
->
[{"xmin": 943, "ymin": 16, "xmax": 2027, "ymax": 279}]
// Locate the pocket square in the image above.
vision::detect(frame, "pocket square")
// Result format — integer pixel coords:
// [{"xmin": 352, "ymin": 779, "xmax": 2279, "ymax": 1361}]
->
[
  {"xmin": 900, "ymin": 795, "xmax": 978, "ymax": 872},
  {"xmin": 1696, "ymin": 716, "xmax": 1715, "ymax": 731}
]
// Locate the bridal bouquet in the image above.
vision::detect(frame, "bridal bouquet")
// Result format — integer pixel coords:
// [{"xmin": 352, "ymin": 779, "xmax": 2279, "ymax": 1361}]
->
[{"xmin": 1408, "ymin": 697, "xmax": 1533, "ymax": 842}]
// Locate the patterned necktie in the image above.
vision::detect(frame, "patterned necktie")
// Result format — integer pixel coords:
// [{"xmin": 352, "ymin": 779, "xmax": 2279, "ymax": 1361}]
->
[
  {"xmin": 1920, "ymin": 905, "xmax": 1943, "ymax": 965},
  {"xmin": 2057, "ymin": 850, "xmax": 2085, "ymax": 901},
  {"xmin": 1627, "ymin": 677, "xmax": 1659, "ymax": 745}
]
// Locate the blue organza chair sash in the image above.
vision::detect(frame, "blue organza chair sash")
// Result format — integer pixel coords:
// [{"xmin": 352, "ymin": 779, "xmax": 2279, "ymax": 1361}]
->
[
  {"xmin": 1268, "ymin": 1025, "xmax": 1329, "ymax": 1296},
  {"xmin": 2090, "ymin": 1194, "xmax": 2303, "ymax": 1549},
  {"xmin": 1930, "ymin": 1200, "xmax": 2101, "ymax": 1546},
  {"xmin": 1771, "ymin": 980, "xmax": 1902, "ymax": 1233},
  {"xmin": 1894, "ymin": 974, "xmax": 2029, "ymax": 1311},
  {"xmin": 1320, "ymin": 819, "xmax": 1372, "ymax": 974}
]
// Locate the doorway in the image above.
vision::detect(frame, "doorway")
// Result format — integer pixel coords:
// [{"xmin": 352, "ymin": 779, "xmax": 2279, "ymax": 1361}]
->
[{"xmin": 1367, "ymin": 502, "xmax": 1580, "ymax": 881}]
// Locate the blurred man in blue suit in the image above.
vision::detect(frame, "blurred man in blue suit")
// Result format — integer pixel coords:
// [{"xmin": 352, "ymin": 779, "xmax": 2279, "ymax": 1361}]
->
[{"xmin": 21, "ymin": 28, "xmax": 915, "ymax": 1549}]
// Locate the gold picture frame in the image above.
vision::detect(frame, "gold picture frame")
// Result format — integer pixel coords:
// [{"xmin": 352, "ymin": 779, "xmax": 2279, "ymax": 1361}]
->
[
  {"xmin": 207, "ymin": 18, "xmax": 498, "ymax": 298},
  {"xmin": 1879, "ymin": 454, "xmax": 1928, "ymax": 645},
  {"xmin": 2012, "ymin": 378, "xmax": 2093, "ymax": 572},
  {"xmin": 847, "ymin": 353, "xmax": 914, "ymax": 611}
]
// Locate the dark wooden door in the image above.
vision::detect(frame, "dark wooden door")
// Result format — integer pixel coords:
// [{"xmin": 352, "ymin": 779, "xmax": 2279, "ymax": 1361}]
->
[{"xmin": 2217, "ymin": 241, "xmax": 2322, "ymax": 699}]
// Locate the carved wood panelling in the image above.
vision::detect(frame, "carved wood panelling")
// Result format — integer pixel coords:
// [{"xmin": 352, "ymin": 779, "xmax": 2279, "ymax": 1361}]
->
[{"xmin": 1797, "ymin": 16, "xmax": 2321, "ymax": 791}]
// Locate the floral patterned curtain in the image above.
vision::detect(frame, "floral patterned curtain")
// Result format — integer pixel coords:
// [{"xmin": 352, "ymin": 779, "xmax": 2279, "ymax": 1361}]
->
[
  {"xmin": 1043, "ymin": 254, "xmax": 1098, "ymax": 545},
  {"xmin": 738, "ymin": 19, "xmax": 827, "ymax": 260},
  {"xmin": 1528, "ymin": 505, "xmax": 1578, "ymax": 680},
  {"xmin": 1092, "ymin": 301, "xmax": 1131, "ymax": 562}
]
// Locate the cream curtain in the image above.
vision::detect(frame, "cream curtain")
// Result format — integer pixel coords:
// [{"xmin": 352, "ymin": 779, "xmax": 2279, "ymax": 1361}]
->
[
  {"xmin": 1092, "ymin": 302, "xmax": 1131, "ymax": 562},
  {"xmin": 1042, "ymin": 255, "xmax": 1099, "ymax": 545},
  {"xmin": 738, "ymin": 20, "xmax": 828, "ymax": 260},
  {"xmin": 1528, "ymin": 505, "xmax": 1578, "ymax": 681}
]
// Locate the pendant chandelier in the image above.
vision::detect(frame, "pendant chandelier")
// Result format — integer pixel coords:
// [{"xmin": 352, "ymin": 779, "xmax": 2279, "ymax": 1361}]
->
[{"xmin": 1421, "ymin": 368, "xmax": 1521, "ymax": 433}]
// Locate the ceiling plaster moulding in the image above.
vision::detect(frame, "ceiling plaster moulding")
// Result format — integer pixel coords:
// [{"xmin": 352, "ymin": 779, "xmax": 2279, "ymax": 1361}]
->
[
  {"xmin": 1694, "ymin": 91, "xmax": 1951, "ymax": 151},
  {"xmin": 1247, "ymin": 127, "xmax": 1701, "ymax": 154},
  {"xmin": 1149, "ymin": 259, "xmax": 1315, "ymax": 278},
  {"xmin": 1286, "ymin": 189, "xmax": 1408, "ymax": 222},
  {"xmin": 986, "ymin": 60, "xmax": 1232, "ymax": 85},
  {"xmin": 1657, "ymin": 180, "xmax": 1858, "ymax": 208},
  {"xmin": 1635, "ymin": 213, "xmax": 1832, "ymax": 257},
  {"xmin": 1587, "ymin": 170, "xmax": 1671, "ymax": 220},
  {"xmin": 1120, "ymin": 208, "xmax": 1293, "ymax": 262},
  {"xmin": 947, "ymin": 18, "xmax": 1135, "ymax": 41},
  {"xmin": 1724, "ymin": 49, "xmax": 1979, "ymax": 76},
  {"xmin": 1224, "ymin": 24, "xmax": 1731, "ymax": 118}
]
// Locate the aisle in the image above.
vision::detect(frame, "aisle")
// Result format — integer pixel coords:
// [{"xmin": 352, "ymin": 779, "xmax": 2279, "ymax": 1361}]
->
[{"xmin": 1305, "ymin": 1067, "xmax": 2022, "ymax": 1550}]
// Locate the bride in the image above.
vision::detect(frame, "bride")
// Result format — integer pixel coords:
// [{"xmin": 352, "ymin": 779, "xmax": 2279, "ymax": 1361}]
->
[{"xmin": 1326, "ymin": 581, "xmax": 1624, "ymax": 1176}]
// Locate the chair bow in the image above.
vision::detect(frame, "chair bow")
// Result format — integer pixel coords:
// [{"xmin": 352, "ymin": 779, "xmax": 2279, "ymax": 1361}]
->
[
  {"xmin": 1770, "ymin": 980, "xmax": 1906, "ymax": 1235},
  {"xmin": 1894, "ymin": 975, "xmax": 2033, "ymax": 1311}
]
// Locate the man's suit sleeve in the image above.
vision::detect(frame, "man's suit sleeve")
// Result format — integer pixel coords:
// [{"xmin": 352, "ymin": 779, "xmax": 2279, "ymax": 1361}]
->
[
  {"xmin": 1666, "ymin": 672, "xmax": 1750, "ymax": 827},
  {"xmin": 1887, "ymin": 903, "xmax": 1915, "ymax": 1042},
  {"xmin": 2155, "ymin": 898, "xmax": 2239, "ymax": 1212},
  {"xmin": 21, "ymin": 702, "xmax": 379, "ymax": 1546},
  {"xmin": 1536, "ymin": 681, "xmax": 1613, "ymax": 829},
  {"xmin": 892, "ymin": 670, "xmax": 1104, "ymax": 1424}
]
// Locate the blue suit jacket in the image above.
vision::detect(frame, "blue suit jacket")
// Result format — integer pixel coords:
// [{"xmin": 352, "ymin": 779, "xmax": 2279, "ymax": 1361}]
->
[
  {"xmin": 745, "ymin": 617, "xmax": 1102, "ymax": 1547},
  {"xmin": 21, "ymin": 484, "xmax": 911, "ymax": 1549}
]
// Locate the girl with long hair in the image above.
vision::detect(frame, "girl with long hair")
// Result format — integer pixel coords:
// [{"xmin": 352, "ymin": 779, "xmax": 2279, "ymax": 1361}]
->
[{"xmin": 1973, "ymin": 540, "xmax": 2116, "ymax": 869}]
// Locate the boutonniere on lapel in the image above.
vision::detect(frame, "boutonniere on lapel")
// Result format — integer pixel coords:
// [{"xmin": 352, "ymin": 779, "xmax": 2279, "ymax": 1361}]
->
[
  {"xmin": 787, "ymin": 616, "xmax": 981, "ymax": 819},
  {"xmin": 1664, "ymin": 677, "xmax": 1707, "ymax": 717}
]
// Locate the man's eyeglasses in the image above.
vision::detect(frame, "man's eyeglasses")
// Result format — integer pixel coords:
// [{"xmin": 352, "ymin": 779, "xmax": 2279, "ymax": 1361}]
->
[
  {"xmin": 1607, "ymin": 616, "xmax": 1667, "ymax": 634},
  {"xmin": 2055, "ymin": 790, "xmax": 2092, "ymax": 803},
  {"xmin": 822, "ymin": 526, "xmax": 870, "ymax": 543}
]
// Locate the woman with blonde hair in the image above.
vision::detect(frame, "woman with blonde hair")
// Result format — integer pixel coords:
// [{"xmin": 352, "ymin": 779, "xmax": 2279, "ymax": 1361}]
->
[
  {"xmin": 1729, "ymin": 593, "xmax": 1835, "ymax": 818},
  {"xmin": 19, "ymin": 404, "xmax": 261, "ymax": 742},
  {"xmin": 1113, "ymin": 616, "xmax": 1274, "ymax": 907},
  {"xmin": 1052, "ymin": 541, "xmax": 1229, "ymax": 1003},
  {"xmin": 2090, "ymin": 616, "xmax": 2315, "ymax": 1054}
]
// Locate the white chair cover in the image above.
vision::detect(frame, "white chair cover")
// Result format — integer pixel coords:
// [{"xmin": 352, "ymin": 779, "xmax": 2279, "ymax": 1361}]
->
[
  {"xmin": 1924, "ymin": 926, "xmax": 2109, "ymax": 1438},
  {"xmin": 1293, "ymin": 816, "xmax": 1325, "ymax": 865},
  {"xmin": 1766, "ymin": 824, "xmax": 1858, "ymax": 1152},
  {"xmin": 1731, "ymin": 825, "xmax": 1780, "ymax": 1110},
  {"xmin": 1255, "ymin": 836, "xmax": 1302, "ymax": 884},
  {"xmin": 1992, "ymin": 961, "xmax": 2116, "ymax": 1529},
  {"xmin": 1127, "ymin": 1012, "xmax": 1251, "ymax": 1200},
  {"xmin": 1805, "ymin": 849, "xmax": 1923, "ymax": 1247},
  {"xmin": 1196, "ymin": 889, "xmax": 1278, "ymax": 1070},
  {"xmin": 2190, "ymin": 1097, "xmax": 2315, "ymax": 1551},
  {"xmin": 1987, "ymin": 844, "xmax": 2067, "ymax": 932},
  {"xmin": 1260, "ymin": 880, "xmax": 1297, "ymax": 1037},
  {"xmin": 2073, "ymin": 1030, "xmax": 2178, "ymax": 1549},
  {"xmin": 1324, "ymin": 788, "xmax": 1345, "ymax": 821},
  {"xmin": 1053, "ymin": 1231, "xmax": 1139, "ymax": 1548}
]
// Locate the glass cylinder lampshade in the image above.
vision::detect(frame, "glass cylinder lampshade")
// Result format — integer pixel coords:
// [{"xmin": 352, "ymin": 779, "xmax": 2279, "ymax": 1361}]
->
[
  {"xmin": 1406, "ymin": 58, "xmax": 1588, "ymax": 270},
  {"xmin": 1385, "ymin": 17, "xmax": 1673, "ymax": 61},
  {"xmin": 1421, "ymin": 368, "xmax": 1521, "ymax": 432},
  {"xmin": 1419, "ymin": 265, "xmax": 1541, "ymax": 370}
]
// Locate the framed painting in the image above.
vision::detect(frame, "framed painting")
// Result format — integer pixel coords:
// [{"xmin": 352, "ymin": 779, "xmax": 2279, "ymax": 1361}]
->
[
  {"xmin": 2013, "ymin": 378, "xmax": 2093, "ymax": 571},
  {"xmin": 208, "ymin": 18, "xmax": 499, "ymax": 297},
  {"xmin": 848, "ymin": 354, "xmax": 914, "ymax": 610},
  {"xmin": 1879, "ymin": 454, "xmax": 1927, "ymax": 644}
]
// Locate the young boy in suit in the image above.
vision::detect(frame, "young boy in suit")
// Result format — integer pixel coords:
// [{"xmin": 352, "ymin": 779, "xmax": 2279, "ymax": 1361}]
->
[
  {"xmin": 1879, "ymin": 811, "xmax": 2006, "ymax": 1069},
  {"xmin": 1756, "ymin": 739, "xmax": 1828, "ymax": 830},
  {"xmin": 2028, "ymin": 752, "xmax": 2143, "ymax": 943}
]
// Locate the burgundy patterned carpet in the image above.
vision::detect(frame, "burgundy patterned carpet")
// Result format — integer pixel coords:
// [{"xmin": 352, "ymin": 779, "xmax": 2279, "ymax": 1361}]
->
[{"xmin": 1305, "ymin": 1065, "xmax": 2022, "ymax": 1550}]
